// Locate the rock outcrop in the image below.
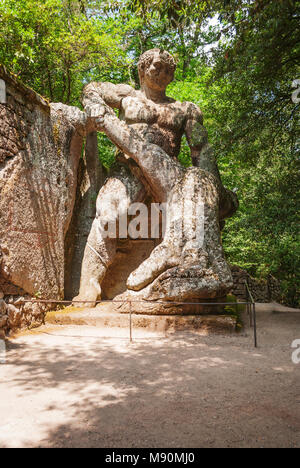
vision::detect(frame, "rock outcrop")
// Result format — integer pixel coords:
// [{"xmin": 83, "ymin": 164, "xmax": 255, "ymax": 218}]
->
[
  {"xmin": 64, "ymin": 132, "xmax": 104, "ymax": 299},
  {"xmin": 0, "ymin": 66, "xmax": 93, "ymax": 333}
]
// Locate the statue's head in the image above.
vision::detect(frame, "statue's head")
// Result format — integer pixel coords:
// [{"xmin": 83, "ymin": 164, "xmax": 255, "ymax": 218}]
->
[{"xmin": 138, "ymin": 49, "xmax": 176, "ymax": 91}]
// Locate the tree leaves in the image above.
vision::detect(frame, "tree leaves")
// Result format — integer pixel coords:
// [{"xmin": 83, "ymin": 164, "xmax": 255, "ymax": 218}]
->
[{"xmin": 0, "ymin": 0, "xmax": 130, "ymax": 104}]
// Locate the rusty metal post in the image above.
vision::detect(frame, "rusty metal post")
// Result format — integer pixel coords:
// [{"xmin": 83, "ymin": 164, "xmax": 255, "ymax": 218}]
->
[
  {"xmin": 129, "ymin": 301, "xmax": 133, "ymax": 343},
  {"xmin": 253, "ymin": 303, "xmax": 258, "ymax": 348},
  {"xmin": 250, "ymin": 303, "xmax": 253, "ymax": 328}
]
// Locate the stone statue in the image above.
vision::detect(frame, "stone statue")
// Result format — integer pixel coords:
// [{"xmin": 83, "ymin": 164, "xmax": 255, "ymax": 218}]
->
[{"xmin": 73, "ymin": 49, "xmax": 238, "ymax": 313}]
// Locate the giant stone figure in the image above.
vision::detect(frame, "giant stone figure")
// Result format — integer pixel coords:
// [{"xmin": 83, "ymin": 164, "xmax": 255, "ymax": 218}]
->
[{"xmin": 74, "ymin": 49, "xmax": 238, "ymax": 314}]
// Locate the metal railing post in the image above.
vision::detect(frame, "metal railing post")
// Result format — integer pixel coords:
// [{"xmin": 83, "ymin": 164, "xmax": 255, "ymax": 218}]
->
[
  {"xmin": 19, "ymin": 295, "xmax": 257, "ymax": 347},
  {"xmin": 253, "ymin": 302, "xmax": 257, "ymax": 348},
  {"xmin": 245, "ymin": 280, "xmax": 258, "ymax": 348},
  {"xmin": 129, "ymin": 301, "xmax": 133, "ymax": 344}
]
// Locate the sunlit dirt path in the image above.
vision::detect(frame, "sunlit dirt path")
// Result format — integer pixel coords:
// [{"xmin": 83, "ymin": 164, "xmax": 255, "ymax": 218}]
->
[{"xmin": 0, "ymin": 304, "xmax": 299, "ymax": 448}]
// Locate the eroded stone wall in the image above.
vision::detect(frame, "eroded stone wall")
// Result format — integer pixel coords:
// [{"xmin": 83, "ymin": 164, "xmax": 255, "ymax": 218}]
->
[
  {"xmin": 0, "ymin": 66, "xmax": 88, "ymax": 333},
  {"xmin": 64, "ymin": 132, "xmax": 104, "ymax": 299},
  {"xmin": 230, "ymin": 265, "xmax": 281, "ymax": 303}
]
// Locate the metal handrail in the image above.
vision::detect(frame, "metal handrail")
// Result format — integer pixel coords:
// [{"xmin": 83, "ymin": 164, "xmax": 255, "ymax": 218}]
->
[
  {"xmin": 12, "ymin": 293, "xmax": 258, "ymax": 347},
  {"xmin": 20, "ymin": 299, "xmax": 250, "ymax": 306}
]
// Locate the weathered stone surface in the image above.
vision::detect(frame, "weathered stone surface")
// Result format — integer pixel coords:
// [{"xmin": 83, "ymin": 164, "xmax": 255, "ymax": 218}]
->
[
  {"xmin": 7, "ymin": 304, "xmax": 22, "ymax": 329},
  {"xmin": 64, "ymin": 132, "xmax": 104, "ymax": 299},
  {"xmin": 114, "ymin": 168, "xmax": 232, "ymax": 314},
  {"xmin": 125, "ymin": 169, "xmax": 232, "ymax": 298},
  {"xmin": 0, "ymin": 315, "xmax": 8, "ymax": 329},
  {"xmin": 74, "ymin": 49, "xmax": 238, "ymax": 313},
  {"xmin": 0, "ymin": 66, "xmax": 94, "ymax": 332},
  {"xmin": 72, "ymin": 162, "xmax": 147, "ymax": 305},
  {"xmin": 0, "ymin": 299, "xmax": 6, "ymax": 315},
  {"xmin": 46, "ymin": 305, "xmax": 237, "ymax": 334},
  {"xmin": 230, "ymin": 264, "xmax": 281, "ymax": 302},
  {"xmin": 101, "ymin": 239, "xmax": 158, "ymax": 299},
  {"xmin": 0, "ymin": 278, "xmax": 26, "ymax": 297}
]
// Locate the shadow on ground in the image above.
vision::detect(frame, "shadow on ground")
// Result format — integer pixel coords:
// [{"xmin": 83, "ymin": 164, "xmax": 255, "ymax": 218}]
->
[{"xmin": 0, "ymin": 308, "xmax": 299, "ymax": 448}]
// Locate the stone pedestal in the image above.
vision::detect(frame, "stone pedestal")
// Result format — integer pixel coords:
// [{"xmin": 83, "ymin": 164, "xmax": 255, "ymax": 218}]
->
[{"xmin": 46, "ymin": 304, "xmax": 237, "ymax": 335}]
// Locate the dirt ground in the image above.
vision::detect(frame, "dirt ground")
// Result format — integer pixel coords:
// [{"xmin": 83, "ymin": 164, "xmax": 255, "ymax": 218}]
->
[{"xmin": 0, "ymin": 303, "xmax": 299, "ymax": 448}]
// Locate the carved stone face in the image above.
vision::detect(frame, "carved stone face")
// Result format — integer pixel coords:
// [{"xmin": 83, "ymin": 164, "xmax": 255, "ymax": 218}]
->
[{"xmin": 140, "ymin": 50, "xmax": 174, "ymax": 91}]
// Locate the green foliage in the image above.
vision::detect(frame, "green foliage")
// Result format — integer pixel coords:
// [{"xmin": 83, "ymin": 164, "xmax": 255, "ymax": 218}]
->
[
  {"xmin": 97, "ymin": 133, "xmax": 116, "ymax": 169},
  {"xmin": 0, "ymin": 0, "xmax": 131, "ymax": 104}
]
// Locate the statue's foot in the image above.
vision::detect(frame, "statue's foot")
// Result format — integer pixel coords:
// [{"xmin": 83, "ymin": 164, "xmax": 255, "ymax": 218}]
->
[
  {"xmin": 72, "ymin": 279, "xmax": 101, "ymax": 308},
  {"xmin": 72, "ymin": 295, "xmax": 97, "ymax": 308},
  {"xmin": 127, "ymin": 243, "xmax": 179, "ymax": 291}
]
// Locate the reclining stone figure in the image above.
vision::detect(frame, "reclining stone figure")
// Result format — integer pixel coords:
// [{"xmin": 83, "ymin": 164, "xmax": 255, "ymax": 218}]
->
[{"xmin": 73, "ymin": 49, "xmax": 238, "ymax": 312}]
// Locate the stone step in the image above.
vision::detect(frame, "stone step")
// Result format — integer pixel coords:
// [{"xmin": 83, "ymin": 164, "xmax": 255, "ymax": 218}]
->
[{"xmin": 46, "ymin": 304, "xmax": 237, "ymax": 335}]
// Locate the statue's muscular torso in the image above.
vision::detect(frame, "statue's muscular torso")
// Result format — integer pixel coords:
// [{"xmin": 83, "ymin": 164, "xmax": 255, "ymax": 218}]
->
[
  {"xmin": 82, "ymin": 82, "xmax": 204, "ymax": 162},
  {"xmin": 82, "ymin": 81, "xmax": 238, "ymax": 220},
  {"xmin": 121, "ymin": 92, "xmax": 196, "ymax": 159}
]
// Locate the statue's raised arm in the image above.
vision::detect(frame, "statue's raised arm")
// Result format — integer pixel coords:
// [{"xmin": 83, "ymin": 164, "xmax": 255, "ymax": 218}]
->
[
  {"xmin": 184, "ymin": 102, "xmax": 238, "ymax": 221},
  {"xmin": 82, "ymin": 81, "xmax": 135, "ymax": 110}
]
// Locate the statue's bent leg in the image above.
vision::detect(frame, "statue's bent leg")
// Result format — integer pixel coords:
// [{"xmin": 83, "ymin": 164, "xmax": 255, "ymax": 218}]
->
[
  {"xmin": 72, "ymin": 183, "xmax": 119, "ymax": 307},
  {"xmin": 127, "ymin": 243, "xmax": 179, "ymax": 291},
  {"xmin": 73, "ymin": 217, "xmax": 117, "ymax": 307},
  {"xmin": 73, "ymin": 165, "xmax": 145, "ymax": 307},
  {"xmin": 126, "ymin": 168, "xmax": 230, "ymax": 296}
]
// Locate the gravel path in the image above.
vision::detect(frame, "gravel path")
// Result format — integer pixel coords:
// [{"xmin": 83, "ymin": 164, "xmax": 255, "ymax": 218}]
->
[{"xmin": 0, "ymin": 304, "xmax": 299, "ymax": 448}]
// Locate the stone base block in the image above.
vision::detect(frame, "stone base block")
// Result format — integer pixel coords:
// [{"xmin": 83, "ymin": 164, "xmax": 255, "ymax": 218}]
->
[
  {"xmin": 114, "ymin": 298, "xmax": 227, "ymax": 315},
  {"xmin": 46, "ymin": 304, "xmax": 237, "ymax": 335}
]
